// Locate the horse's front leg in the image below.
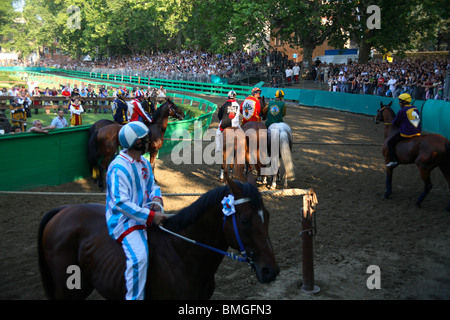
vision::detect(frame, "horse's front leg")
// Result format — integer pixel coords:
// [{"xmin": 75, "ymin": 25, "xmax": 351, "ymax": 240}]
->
[
  {"xmin": 220, "ymin": 149, "xmax": 226, "ymax": 182},
  {"xmin": 384, "ymin": 167, "xmax": 394, "ymax": 199},
  {"xmin": 150, "ymin": 151, "xmax": 158, "ymax": 183}
]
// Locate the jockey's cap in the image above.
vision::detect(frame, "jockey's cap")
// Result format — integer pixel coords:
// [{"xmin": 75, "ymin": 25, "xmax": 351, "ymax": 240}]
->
[
  {"xmin": 275, "ymin": 90, "xmax": 285, "ymax": 98},
  {"xmin": 398, "ymin": 93, "xmax": 412, "ymax": 103},
  {"xmin": 119, "ymin": 121, "xmax": 149, "ymax": 148},
  {"xmin": 228, "ymin": 90, "xmax": 236, "ymax": 99},
  {"xmin": 251, "ymin": 87, "xmax": 262, "ymax": 95}
]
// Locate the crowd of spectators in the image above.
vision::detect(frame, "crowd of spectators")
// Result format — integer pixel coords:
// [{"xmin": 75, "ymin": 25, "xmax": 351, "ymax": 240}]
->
[
  {"xmin": 30, "ymin": 50, "xmax": 265, "ymax": 79},
  {"xmin": 2, "ymin": 50, "xmax": 449, "ymax": 100},
  {"xmin": 307, "ymin": 58, "xmax": 448, "ymax": 100}
]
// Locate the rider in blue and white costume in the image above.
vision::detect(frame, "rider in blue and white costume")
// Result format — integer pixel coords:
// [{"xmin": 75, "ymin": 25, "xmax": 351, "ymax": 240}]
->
[{"xmin": 106, "ymin": 121, "xmax": 167, "ymax": 300}]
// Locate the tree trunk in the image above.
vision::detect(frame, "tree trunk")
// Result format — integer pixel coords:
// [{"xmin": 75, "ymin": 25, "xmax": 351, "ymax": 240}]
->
[
  {"xmin": 358, "ymin": 38, "xmax": 372, "ymax": 64},
  {"xmin": 301, "ymin": 43, "xmax": 315, "ymax": 68}
]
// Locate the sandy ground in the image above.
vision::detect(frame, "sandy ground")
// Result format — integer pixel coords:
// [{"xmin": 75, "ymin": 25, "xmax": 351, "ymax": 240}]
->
[{"xmin": 1, "ymin": 95, "xmax": 449, "ymax": 300}]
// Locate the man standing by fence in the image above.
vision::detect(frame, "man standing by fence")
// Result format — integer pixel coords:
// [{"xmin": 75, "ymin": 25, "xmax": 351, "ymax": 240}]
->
[
  {"xmin": 293, "ymin": 63, "xmax": 300, "ymax": 83},
  {"xmin": 51, "ymin": 110, "xmax": 69, "ymax": 128}
]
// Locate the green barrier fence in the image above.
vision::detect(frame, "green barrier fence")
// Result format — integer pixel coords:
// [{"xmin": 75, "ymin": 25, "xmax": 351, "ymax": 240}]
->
[
  {"xmin": 261, "ymin": 87, "xmax": 449, "ymax": 140},
  {"xmin": 0, "ymin": 76, "xmax": 217, "ymax": 191},
  {"xmin": 0, "ymin": 67, "xmax": 255, "ymax": 99},
  {"xmin": 0, "ymin": 125, "xmax": 91, "ymax": 191},
  {"xmin": 421, "ymin": 99, "xmax": 450, "ymax": 139}
]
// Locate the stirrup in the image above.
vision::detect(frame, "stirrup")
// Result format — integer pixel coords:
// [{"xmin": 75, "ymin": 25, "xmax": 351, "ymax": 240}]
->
[{"xmin": 386, "ymin": 161, "xmax": 398, "ymax": 168}]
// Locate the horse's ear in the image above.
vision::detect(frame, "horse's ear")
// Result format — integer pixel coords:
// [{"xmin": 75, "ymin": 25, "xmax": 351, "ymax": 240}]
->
[
  {"xmin": 225, "ymin": 173, "xmax": 242, "ymax": 197},
  {"xmin": 246, "ymin": 172, "xmax": 257, "ymax": 187},
  {"xmin": 380, "ymin": 102, "xmax": 383, "ymax": 107},
  {"xmin": 388, "ymin": 101, "xmax": 392, "ymax": 107}
]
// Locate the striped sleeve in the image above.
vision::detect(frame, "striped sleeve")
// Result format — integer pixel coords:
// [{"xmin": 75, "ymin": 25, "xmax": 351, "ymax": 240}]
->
[{"xmin": 143, "ymin": 159, "xmax": 162, "ymax": 205}]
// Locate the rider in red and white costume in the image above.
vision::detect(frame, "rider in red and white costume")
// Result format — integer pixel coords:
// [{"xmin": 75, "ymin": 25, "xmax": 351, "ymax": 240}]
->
[
  {"xmin": 129, "ymin": 91, "xmax": 152, "ymax": 124},
  {"xmin": 240, "ymin": 87, "xmax": 262, "ymax": 126}
]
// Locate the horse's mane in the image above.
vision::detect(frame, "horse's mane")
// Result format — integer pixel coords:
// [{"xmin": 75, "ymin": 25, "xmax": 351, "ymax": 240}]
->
[
  {"xmin": 385, "ymin": 105, "xmax": 396, "ymax": 119},
  {"xmin": 152, "ymin": 100, "xmax": 172, "ymax": 122},
  {"xmin": 163, "ymin": 181, "xmax": 262, "ymax": 233}
]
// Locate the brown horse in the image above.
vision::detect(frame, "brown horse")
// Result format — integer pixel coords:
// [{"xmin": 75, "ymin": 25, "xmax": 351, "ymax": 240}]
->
[
  {"xmin": 230, "ymin": 96, "xmax": 269, "ymax": 182},
  {"xmin": 88, "ymin": 99, "xmax": 184, "ymax": 190},
  {"xmin": 38, "ymin": 175, "xmax": 279, "ymax": 299},
  {"xmin": 375, "ymin": 102, "xmax": 450, "ymax": 211},
  {"xmin": 233, "ymin": 121, "xmax": 269, "ymax": 183},
  {"xmin": 220, "ymin": 127, "xmax": 246, "ymax": 181}
]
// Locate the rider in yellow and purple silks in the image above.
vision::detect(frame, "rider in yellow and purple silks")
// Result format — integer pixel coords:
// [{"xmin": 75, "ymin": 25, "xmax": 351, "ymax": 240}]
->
[
  {"xmin": 386, "ymin": 93, "xmax": 422, "ymax": 168},
  {"xmin": 106, "ymin": 121, "xmax": 167, "ymax": 300}
]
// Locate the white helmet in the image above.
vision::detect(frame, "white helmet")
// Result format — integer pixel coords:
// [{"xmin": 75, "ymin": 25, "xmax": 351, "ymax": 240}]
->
[
  {"xmin": 118, "ymin": 121, "xmax": 149, "ymax": 148},
  {"xmin": 227, "ymin": 90, "xmax": 236, "ymax": 99}
]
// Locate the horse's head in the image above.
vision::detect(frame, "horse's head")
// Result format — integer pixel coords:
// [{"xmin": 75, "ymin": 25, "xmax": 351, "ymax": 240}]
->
[
  {"xmin": 223, "ymin": 173, "xmax": 280, "ymax": 283},
  {"xmin": 374, "ymin": 101, "xmax": 394, "ymax": 124},
  {"xmin": 165, "ymin": 98, "xmax": 185, "ymax": 121}
]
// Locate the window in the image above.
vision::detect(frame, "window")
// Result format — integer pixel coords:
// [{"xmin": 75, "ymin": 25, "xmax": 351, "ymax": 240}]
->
[{"xmin": 275, "ymin": 35, "xmax": 282, "ymax": 47}]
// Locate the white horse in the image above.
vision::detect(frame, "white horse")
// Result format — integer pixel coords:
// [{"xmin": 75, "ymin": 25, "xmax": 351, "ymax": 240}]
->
[{"xmin": 267, "ymin": 122, "xmax": 294, "ymax": 189}]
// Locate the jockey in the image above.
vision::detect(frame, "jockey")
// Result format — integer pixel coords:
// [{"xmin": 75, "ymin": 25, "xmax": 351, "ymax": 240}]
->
[
  {"xmin": 112, "ymin": 89, "xmax": 129, "ymax": 124},
  {"xmin": 106, "ymin": 121, "xmax": 166, "ymax": 300},
  {"xmin": 265, "ymin": 89, "xmax": 287, "ymax": 128},
  {"xmin": 386, "ymin": 93, "xmax": 421, "ymax": 167},
  {"xmin": 219, "ymin": 90, "xmax": 241, "ymax": 131},
  {"xmin": 240, "ymin": 87, "xmax": 262, "ymax": 126},
  {"xmin": 215, "ymin": 90, "xmax": 241, "ymax": 152},
  {"xmin": 129, "ymin": 91, "xmax": 152, "ymax": 124}
]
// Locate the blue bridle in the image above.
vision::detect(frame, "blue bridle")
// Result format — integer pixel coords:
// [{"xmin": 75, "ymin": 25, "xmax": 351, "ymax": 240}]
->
[{"xmin": 158, "ymin": 196, "xmax": 254, "ymax": 265}]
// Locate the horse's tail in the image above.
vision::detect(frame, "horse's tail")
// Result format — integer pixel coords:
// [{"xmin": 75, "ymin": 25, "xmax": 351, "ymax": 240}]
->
[
  {"xmin": 37, "ymin": 206, "xmax": 68, "ymax": 299},
  {"xmin": 279, "ymin": 124, "xmax": 295, "ymax": 181},
  {"xmin": 87, "ymin": 130, "xmax": 99, "ymax": 174},
  {"xmin": 269, "ymin": 123, "xmax": 294, "ymax": 180}
]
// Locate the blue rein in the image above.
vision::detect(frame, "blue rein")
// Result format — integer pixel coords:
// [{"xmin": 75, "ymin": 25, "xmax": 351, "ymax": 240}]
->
[{"xmin": 158, "ymin": 196, "xmax": 252, "ymax": 264}]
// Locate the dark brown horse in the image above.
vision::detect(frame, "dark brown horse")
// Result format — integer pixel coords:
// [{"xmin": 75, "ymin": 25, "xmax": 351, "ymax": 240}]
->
[
  {"xmin": 38, "ymin": 175, "xmax": 279, "ymax": 299},
  {"xmin": 147, "ymin": 98, "xmax": 185, "ymax": 178},
  {"xmin": 88, "ymin": 99, "xmax": 184, "ymax": 190},
  {"xmin": 375, "ymin": 102, "xmax": 450, "ymax": 211}
]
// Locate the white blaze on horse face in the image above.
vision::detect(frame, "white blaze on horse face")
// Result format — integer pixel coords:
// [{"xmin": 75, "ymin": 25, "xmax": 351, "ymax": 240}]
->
[{"xmin": 258, "ymin": 209, "xmax": 264, "ymax": 223}]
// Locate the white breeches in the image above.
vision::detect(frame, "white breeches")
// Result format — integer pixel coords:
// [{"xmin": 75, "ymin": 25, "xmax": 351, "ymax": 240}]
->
[{"xmin": 121, "ymin": 229, "xmax": 148, "ymax": 300}]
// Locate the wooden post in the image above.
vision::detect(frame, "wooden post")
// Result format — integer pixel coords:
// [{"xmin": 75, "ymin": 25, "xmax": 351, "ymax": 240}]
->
[{"xmin": 301, "ymin": 191, "xmax": 320, "ymax": 294}]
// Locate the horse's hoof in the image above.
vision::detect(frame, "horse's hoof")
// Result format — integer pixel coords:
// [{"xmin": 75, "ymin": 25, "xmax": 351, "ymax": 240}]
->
[{"xmin": 383, "ymin": 193, "xmax": 390, "ymax": 199}]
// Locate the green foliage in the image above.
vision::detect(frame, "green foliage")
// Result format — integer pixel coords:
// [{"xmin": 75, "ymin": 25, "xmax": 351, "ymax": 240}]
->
[{"xmin": 1, "ymin": 0, "xmax": 448, "ymax": 62}]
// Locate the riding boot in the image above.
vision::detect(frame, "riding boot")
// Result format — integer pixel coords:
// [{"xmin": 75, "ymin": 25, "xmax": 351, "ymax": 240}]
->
[{"xmin": 386, "ymin": 132, "xmax": 401, "ymax": 167}]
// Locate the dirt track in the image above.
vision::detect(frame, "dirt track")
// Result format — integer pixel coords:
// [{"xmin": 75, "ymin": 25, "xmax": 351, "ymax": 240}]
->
[{"xmin": 1, "ymin": 95, "xmax": 449, "ymax": 300}]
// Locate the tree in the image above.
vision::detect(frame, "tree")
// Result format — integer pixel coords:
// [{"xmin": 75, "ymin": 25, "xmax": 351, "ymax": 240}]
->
[
  {"xmin": 347, "ymin": 0, "xmax": 449, "ymax": 63},
  {"xmin": 268, "ymin": 0, "xmax": 356, "ymax": 67}
]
